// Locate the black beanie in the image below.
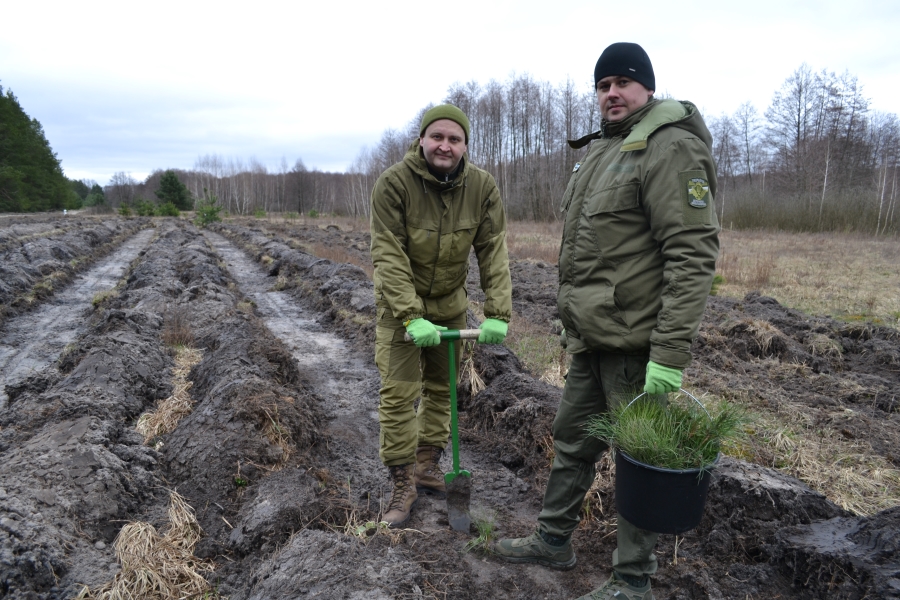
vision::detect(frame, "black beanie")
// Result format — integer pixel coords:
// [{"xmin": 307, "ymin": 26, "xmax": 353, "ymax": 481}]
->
[{"xmin": 594, "ymin": 42, "xmax": 655, "ymax": 92}]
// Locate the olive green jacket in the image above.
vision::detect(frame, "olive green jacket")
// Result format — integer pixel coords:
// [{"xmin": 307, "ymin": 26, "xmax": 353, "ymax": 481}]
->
[
  {"xmin": 558, "ymin": 99, "xmax": 720, "ymax": 368},
  {"xmin": 370, "ymin": 142, "xmax": 512, "ymax": 324}
]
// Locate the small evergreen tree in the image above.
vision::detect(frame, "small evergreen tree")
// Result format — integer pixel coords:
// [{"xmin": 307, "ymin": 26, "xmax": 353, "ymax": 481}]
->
[
  {"xmin": 194, "ymin": 188, "xmax": 221, "ymax": 227},
  {"xmin": 83, "ymin": 183, "xmax": 106, "ymax": 208},
  {"xmin": 155, "ymin": 170, "xmax": 192, "ymax": 210}
]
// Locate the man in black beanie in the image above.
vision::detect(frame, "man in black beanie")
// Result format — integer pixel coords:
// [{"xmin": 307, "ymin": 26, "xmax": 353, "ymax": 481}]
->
[{"xmin": 494, "ymin": 42, "xmax": 719, "ymax": 600}]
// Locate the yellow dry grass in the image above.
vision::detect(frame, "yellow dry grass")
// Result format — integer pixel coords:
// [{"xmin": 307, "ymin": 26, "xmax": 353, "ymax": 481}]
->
[
  {"xmin": 75, "ymin": 491, "xmax": 218, "ymax": 600},
  {"xmin": 506, "ymin": 220, "xmax": 562, "ymax": 263},
  {"xmin": 716, "ymin": 229, "xmax": 900, "ymax": 326},
  {"xmin": 735, "ymin": 394, "xmax": 900, "ymax": 516},
  {"xmin": 136, "ymin": 347, "xmax": 203, "ymax": 446}
]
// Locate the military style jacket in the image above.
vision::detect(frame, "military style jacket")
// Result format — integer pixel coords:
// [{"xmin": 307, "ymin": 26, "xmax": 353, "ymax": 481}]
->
[
  {"xmin": 370, "ymin": 142, "xmax": 512, "ymax": 324},
  {"xmin": 558, "ymin": 99, "xmax": 720, "ymax": 368}
]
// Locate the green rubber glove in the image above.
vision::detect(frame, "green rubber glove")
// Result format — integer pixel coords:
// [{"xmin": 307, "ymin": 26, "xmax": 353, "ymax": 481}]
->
[
  {"xmin": 477, "ymin": 318, "xmax": 508, "ymax": 344},
  {"xmin": 644, "ymin": 361, "xmax": 683, "ymax": 394},
  {"xmin": 404, "ymin": 318, "xmax": 447, "ymax": 347}
]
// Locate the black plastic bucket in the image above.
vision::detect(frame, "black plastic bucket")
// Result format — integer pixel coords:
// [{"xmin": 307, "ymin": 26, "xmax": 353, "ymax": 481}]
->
[
  {"xmin": 612, "ymin": 390, "xmax": 718, "ymax": 535},
  {"xmin": 615, "ymin": 449, "xmax": 717, "ymax": 534}
]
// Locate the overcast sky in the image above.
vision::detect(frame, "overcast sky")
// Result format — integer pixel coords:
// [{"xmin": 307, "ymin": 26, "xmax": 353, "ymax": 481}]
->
[{"xmin": 3, "ymin": 0, "xmax": 899, "ymax": 186}]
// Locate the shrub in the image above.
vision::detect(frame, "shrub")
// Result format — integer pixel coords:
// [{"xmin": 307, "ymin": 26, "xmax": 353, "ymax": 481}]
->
[
  {"xmin": 308, "ymin": 209, "xmax": 319, "ymax": 218},
  {"xmin": 157, "ymin": 201, "xmax": 179, "ymax": 217},
  {"xmin": 134, "ymin": 198, "xmax": 157, "ymax": 217},
  {"xmin": 118, "ymin": 204, "xmax": 132, "ymax": 217},
  {"xmin": 253, "ymin": 208, "xmax": 266, "ymax": 218}
]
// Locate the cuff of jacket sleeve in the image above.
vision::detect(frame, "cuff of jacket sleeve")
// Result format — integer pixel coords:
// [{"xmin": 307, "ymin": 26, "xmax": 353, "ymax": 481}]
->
[
  {"xmin": 649, "ymin": 346, "xmax": 692, "ymax": 370},
  {"xmin": 483, "ymin": 314, "xmax": 510, "ymax": 323}
]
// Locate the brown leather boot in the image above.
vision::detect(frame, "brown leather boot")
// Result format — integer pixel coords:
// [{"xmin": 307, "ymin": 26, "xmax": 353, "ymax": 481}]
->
[
  {"xmin": 383, "ymin": 463, "xmax": 417, "ymax": 528},
  {"xmin": 415, "ymin": 445, "xmax": 446, "ymax": 497}
]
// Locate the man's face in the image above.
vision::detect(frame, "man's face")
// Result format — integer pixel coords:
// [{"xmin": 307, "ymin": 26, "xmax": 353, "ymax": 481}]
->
[
  {"xmin": 596, "ymin": 75, "xmax": 653, "ymax": 122},
  {"xmin": 420, "ymin": 119, "xmax": 467, "ymax": 175}
]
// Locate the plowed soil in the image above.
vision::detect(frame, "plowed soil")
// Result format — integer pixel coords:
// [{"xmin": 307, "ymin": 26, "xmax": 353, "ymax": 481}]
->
[{"xmin": 0, "ymin": 215, "xmax": 897, "ymax": 600}]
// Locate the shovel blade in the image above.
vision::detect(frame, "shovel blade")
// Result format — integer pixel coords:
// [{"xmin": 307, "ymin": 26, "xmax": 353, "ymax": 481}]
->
[{"xmin": 446, "ymin": 473, "xmax": 472, "ymax": 531}]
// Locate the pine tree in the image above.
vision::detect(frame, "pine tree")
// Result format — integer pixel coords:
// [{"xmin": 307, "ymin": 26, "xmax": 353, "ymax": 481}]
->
[
  {"xmin": 0, "ymin": 84, "xmax": 75, "ymax": 212},
  {"xmin": 155, "ymin": 170, "xmax": 193, "ymax": 210}
]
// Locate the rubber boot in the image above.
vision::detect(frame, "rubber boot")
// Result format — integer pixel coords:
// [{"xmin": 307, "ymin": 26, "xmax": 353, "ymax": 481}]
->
[
  {"xmin": 415, "ymin": 445, "xmax": 447, "ymax": 497},
  {"xmin": 383, "ymin": 463, "xmax": 417, "ymax": 528}
]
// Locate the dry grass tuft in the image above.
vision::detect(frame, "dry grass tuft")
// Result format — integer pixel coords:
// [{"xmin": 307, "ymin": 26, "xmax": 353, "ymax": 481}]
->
[
  {"xmin": 747, "ymin": 319, "xmax": 782, "ymax": 354},
  {"xmin": 460, "ymin": 341, "xmax": 485, "ymax": 397},
  {"xmin": 260, "ymin": 403, "xmax": 292, "ymax": 466},
  {"xmin": 161, "ymin": 306, "xmax": 194, "ymax": 348},
  {"xmin": 136, "ymin": 347, "xmax": 202, "ymax": 445},
  {"xmin": 75, "ymin": 491, "xmax": 218, "ymax": 600}
]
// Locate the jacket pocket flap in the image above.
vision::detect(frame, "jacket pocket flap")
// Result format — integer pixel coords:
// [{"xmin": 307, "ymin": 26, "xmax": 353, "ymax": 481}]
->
[{"xmin": 584, "ymin": 183, "xmax": 640, "ymax": 216}]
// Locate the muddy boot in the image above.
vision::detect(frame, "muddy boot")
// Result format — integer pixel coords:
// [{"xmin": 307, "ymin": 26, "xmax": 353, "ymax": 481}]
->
[
  {"xmin": 383, "ymin": 463, "xmax": 417, "ymax": 528},
  {"xmin": 415, "ymin": 445, "xmax": 446, "ymax": 497},
  {"xmin": 573, "ymin": 572, "xmax": 654, "ymax": 599},
  {"xmin": 493, "ymin": 530, "xmax": 576, "ymax": 570}
]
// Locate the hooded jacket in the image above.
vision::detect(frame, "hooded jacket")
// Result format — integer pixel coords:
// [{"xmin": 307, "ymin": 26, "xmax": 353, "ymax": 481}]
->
[
  {"xmin": 558, "ymin": 98, "xmax": 720, "ymax": 368},
  {"xmin": 370, "ymin": 142, "xmax": 512, "ymax": 324}
]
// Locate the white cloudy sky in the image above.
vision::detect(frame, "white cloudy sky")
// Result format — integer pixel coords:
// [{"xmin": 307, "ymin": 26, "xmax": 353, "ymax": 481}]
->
[{"xmin": 3, "ymin": 0, "xmax": 899, "ymax": 185}]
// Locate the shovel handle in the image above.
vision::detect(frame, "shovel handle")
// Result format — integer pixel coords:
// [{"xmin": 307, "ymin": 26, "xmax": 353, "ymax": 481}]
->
[{"xmin": 402, "ymin": 328, "xmax": 481, "ymax": 343}]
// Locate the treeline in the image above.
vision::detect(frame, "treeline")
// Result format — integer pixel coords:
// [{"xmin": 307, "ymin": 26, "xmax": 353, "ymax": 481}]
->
[
  {"xmin": 116, "ymin": 65, "xmax": 896, "ymax": 235},
  {"xmin": 707, "ymin": 64, "xmax": 898, "ymax": 234},
  {"xmin": 0, "ymin": 84, "xmax": 83, "ymax": 212}
]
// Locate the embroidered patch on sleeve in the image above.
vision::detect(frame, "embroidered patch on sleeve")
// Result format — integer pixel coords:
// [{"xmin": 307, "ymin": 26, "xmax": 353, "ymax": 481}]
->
[{"xmin": 678, "ymin": 170, "xmax": 714, "ymax": 225}]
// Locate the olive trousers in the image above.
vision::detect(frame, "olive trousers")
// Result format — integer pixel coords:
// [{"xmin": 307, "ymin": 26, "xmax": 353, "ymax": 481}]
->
[
  {"xmin": 374, "ymin": 308, "xmax": 467, "ymax": 467},
  {"xmin": 538, "ymin": 351, "xmax": 660, "ymax": 578}
]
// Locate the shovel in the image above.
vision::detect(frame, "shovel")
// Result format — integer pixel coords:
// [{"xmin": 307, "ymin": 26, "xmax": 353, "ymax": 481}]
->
[
  {"xmin": 405, "ymin": 328, "xmax": 480, "ymax": 531},
  {"xmin": 442, "ymin": 328, "xmax": 480, "ymax": 531}
]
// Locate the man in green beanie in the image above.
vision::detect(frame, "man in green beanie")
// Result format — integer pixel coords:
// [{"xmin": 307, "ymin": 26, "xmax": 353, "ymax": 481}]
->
[
  {"xmin": 370, "ymin": 104, "xmax": 512, "ymax": 527},
  {"xmin": 493, "ymin": 42, "xmax": 719, "ymax": 600}
]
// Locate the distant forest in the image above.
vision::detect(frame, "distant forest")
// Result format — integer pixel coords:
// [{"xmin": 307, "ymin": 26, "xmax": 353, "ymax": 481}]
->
[{"xmin": 2, "ymin": 65, "xmax": 897, "ymax": 235}]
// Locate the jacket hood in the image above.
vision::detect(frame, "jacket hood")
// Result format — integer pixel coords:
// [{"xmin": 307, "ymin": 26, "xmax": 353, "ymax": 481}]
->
[
  {"xmin": 617, "ymin": 99, "xmax": 714, "ymax": 153},
  {"xmin": 568, "ymin": 98, "xmax": 714, "ymax": 153},
  {"xmin": 402, "ymin": 140, "xmax": 469, "ymax": 190}
]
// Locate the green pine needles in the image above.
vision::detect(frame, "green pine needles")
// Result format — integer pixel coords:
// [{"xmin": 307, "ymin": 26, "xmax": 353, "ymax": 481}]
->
[{"xmin": 586, "ymin": 392, "xmax": 747, "ymax": 471}]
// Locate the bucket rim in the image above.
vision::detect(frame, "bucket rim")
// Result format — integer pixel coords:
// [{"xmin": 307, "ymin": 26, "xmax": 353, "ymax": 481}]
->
[{"xmin": 616, "ymin": 448, "xmax": 720, "ymax": 475}]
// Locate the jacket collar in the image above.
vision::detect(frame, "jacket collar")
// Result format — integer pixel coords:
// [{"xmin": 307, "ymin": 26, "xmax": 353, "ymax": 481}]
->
[{"xmin": 403, "ymin": 141, "xmax": 468, "ymax": 190}]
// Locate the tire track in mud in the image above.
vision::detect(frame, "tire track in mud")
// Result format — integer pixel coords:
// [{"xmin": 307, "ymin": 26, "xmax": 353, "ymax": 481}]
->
[{"xmin": 0, "ymin": 227, "xmax": 157, "ymax": 408}]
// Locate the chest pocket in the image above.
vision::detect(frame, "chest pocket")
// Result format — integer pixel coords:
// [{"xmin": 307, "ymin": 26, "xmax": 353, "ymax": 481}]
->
[
  {"xmin": 583, "ymin": 182, "xmax": 652, "ymax": 260},
  {"xmin": 448, "ymin": 219, "xmax": 478, "ymax": 267},
  {"xmin": 406, "ymin": 215, "xmax": 440, "ymax": 269}
]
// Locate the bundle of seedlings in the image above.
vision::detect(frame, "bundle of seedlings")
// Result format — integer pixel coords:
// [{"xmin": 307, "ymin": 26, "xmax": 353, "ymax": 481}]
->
[{"xmin": 586, "ymin": 391, "xmax": 747, "ymax": 471}]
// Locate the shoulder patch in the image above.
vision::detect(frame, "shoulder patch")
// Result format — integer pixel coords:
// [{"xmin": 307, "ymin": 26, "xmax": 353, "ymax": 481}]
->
[
  {"xmin": 687, "ymin": 177, "xmax": 709, "ymax": 208},
  {"xmin": 678, "ymin": 170, "xmax": 715, "ymax": 226}
]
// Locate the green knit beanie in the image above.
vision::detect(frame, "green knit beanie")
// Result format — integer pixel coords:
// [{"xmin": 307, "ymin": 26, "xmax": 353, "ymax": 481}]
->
[{"xmin": 419, "ymin": 104, "xmax": 470, "ymax": 143}]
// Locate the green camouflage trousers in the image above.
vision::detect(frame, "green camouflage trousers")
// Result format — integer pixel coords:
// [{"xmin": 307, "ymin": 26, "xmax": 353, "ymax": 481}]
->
[
  {"xmin": 374, "ymin": 307, "xmax": 467, "ymax": 466},
  {"xmin": 538, "ymin": 350, "xmax": 660, "ymax": 578}
]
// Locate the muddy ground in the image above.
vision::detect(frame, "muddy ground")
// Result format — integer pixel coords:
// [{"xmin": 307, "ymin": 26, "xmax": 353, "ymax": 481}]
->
[{"xmin": 0, "ymin": 215, "xmax": 897, "ymax": 600}]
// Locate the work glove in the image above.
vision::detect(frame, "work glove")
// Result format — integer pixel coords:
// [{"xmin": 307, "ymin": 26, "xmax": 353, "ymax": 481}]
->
[
  {"xmin": 405, "ymin": 318, "xmax": 447, "ymax": 347},
  {"xmin": 477, "ymin": 318, "xmax": 508, "ymax": 344},
  {"xmin": 644, "ymin": 361, "xmax": 683, "ymax": 395}
]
